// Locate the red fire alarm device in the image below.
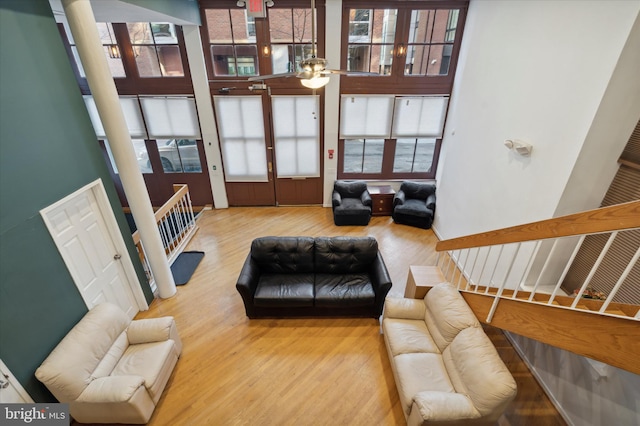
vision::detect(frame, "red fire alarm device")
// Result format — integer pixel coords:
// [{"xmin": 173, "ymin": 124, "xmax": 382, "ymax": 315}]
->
[
  {"xmin": 247, "ymin": 0, "xmax": 266, "ymax": 18},
  {"xmin": 328, "ymin": 149, "xmax": 334, "ymax": 159}
]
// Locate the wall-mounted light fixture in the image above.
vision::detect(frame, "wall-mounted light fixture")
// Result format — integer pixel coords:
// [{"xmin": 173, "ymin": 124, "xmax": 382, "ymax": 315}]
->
[
  {"xmin": 504, "ymin": 139, "xmax": 533, "ymax": 156},
  {"xmin": 107, "ymin": 45, "xmax": 120, "ymax": 59},
  {"xmin": 262, "ymin": 45, "xmax": 270, "ymax": 57}
]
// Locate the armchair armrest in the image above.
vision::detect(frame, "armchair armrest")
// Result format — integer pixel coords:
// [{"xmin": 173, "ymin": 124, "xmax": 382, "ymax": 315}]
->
[
  {"xmin": 393, "ymin": 190, "xmax": 406, "ymax": 207},
  {"xmin": 383, "ymin": 297, "xmax": 425, "ymax": 320},
  {"xmin": 360, "ymin": 191, "xmax": 372, "ymax": 206},
  {"xmin": 426, "ymin": 193, "xmax": 436, "ymax": 211},
  {"xmin": 76, "ymin": 375, "xmax": 146, "ymax": 403},
  {"xmin": 412, "ymin": 391, "xmax": 480, "ymax": 422},
  {"xmin": 332, "ymin": 191, "xmax": 342, "ymax": 208}
]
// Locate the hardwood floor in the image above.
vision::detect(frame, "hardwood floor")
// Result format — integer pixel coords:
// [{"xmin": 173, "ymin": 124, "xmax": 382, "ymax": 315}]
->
[{"xmin": 126, "ymin": 207, "xmax": 565, "ymax": 426}]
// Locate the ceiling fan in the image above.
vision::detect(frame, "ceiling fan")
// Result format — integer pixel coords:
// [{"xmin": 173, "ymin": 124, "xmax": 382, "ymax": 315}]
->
[{"xmin": 248, "ymin": 0, "xmax": 376, "ymax": 89}]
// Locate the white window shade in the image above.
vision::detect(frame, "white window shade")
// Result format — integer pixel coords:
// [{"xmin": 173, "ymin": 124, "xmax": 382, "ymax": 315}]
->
[
  {"xmin": 392, "ymin": 96, "xmax": 449, "ymax": 138},
  {"xmin": 83, "ymin": 96, "xmax": 147, "ymax": 138},
  {"xmin": 214, "ymin": 96, "xmax": 268, "ymax": 182},
  {"xmin": 140, "ymin": 97, "xmax": 201, "ymax": 139},
  {"xmin": 272, "ymin": 96, "xmax": 320, "ymax": 178},
  {"xmin": 339, "ymin": 95, "xmax": 394, "ymax": 138}
]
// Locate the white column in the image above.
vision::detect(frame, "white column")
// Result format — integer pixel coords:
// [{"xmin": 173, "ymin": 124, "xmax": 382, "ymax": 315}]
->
[
  {"xmin": 323, "ymin": 0, "xmax": 342, "ymax": 207},
  {"xmin": 62, "ymin": 0, "xmax": 176, "ymax": 298},
  {"xmin": 182, "ymin": 25, "xmax": 229, "ymax": 208}
]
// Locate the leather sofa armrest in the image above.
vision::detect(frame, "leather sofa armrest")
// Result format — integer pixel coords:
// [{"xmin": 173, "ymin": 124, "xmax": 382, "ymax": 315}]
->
[
  {"xmin": 360, "ymin": 191, "xmax": 372, "ymax": 206},
  {"xmin": 393, "ymin": 190, "xmax": 406, "ymax": 207},
  {"xmin": 76, "ymin": 376, "xmax": 146, "ymax": 403},
  {"xmin": 383, "ymin": 297, "xmax": 425, "ymax": 320},
  {"xmin": 370, "ymin": 252, "xmax": 393, "ymax": 315},
  {"xmin": 236, "ymin": 254, "xmax": 261, "ymax": 317},
  {"xmin": 332, "ymin": 191, "xmax": 342, "ymax": 208},
  {"xmin": 411, "ymin": 391, "xmax": 480, "ymax": 422},
  {"xmin": 426, "ymin": 193, "xmax": 436, "ymax": 211},
  {"xmin": 127, "ymin": 317, "xmax": 182, "ymax": 355}
]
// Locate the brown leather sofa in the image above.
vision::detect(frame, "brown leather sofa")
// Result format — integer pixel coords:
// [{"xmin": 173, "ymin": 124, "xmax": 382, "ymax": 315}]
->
[{"xmin": 236, "ymin": 236, "xmax": 392, "ymax": 318}]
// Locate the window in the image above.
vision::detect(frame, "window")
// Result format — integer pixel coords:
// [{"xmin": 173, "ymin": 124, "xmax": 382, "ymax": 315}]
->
[
  {"xmin": 341, "ymin": 2, "xmax": 467, "ymax": 92},
  {"xmin": 205, "ymin": 9, "xmax": 259, "ymax": 77},
  {"xmin": 346, "ymin": 9, "xmax": 397, "ymax": 75},
  {"xmin": 127, "ymin": 22, "xmax": 185, "ymax": 77},
  {"xmin": 269, "ymin": 8, "xmax": 314, "ymax": 74},
  {"xmin": 213, "ymin": 96, "xmax": 268, "ymax": 181},
  {"xmin": 405, "ymin": 9, "xmax": 459, "ymax": 76},
  {"xmin": 272, "ymin": 96, "xmax": 320, "ymax": 177},
  {"xmin": 63, "ymin": 22, "xmax": 125, "ymax": 78},
  {"xmin": 338, "ymin": 95, "xmax": 447, "ymax": 179},
  {"xmin": 155, "ymin": 139, "xmax": 202, "ymax": 173}
]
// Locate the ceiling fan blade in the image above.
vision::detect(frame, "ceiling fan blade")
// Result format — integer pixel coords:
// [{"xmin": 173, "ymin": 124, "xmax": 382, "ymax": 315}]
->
[
  {"xmin": 248, "ymin": 72, "xmax": 297, "ymax": 81},
  {"xmin": 323, "ymin": 69, "xmax": 380, "ymax": 76}
]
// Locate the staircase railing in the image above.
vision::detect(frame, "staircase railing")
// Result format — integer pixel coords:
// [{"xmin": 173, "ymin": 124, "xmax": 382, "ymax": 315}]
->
[
  {"xmin": 435, "ymin": 200, "xmax": 640, "ymax": 321},
  {"xmin": 432, "ymin": 201, "xmax": 640, "ymax": 373},
  {"xmin": 131, "ymin": 184, "xmax": 198, "ymax": 289}
]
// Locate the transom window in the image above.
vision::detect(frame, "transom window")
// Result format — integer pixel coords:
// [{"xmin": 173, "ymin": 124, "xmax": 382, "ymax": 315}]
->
[
  {"xmin": 205, "ymin": 9, "xmax": 259, "ymax": 77},
  {"xmin": 269, "ymin": 8, "xmax": 314, "ymax": 74},
  {"xmin": 127, "ymin": 22, "xmax": 185, "ymax": 77}
]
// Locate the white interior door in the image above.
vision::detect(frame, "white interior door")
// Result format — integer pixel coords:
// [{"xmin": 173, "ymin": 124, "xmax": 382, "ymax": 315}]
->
[
  {"xmin": 41, "ymin": 181, "xmax": 143, "ymax": 318},
  {"xmin": 0, "ymin": 359, "xmax": 33, "ymax": 403}
]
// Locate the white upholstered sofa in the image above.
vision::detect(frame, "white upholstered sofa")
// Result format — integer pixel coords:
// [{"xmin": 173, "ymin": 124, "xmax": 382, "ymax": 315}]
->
[
  {"xmin": 36, "ymin": 303, "xmax": 182, "ymax": 424},
  {"xmin": 382, "ymin": 283, "xmax": 517, "ymax": 426}
]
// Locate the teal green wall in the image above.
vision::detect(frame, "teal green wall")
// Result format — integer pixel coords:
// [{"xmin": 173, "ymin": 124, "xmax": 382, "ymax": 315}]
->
[{"xmin": 0, "ymin": 0, "xmax": 153, "ymax": 402}]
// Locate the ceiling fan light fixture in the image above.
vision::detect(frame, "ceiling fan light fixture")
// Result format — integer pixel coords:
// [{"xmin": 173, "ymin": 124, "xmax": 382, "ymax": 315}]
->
[{"xmin": 300, "ymin": 75, "xmax": 330, "ymax": 89}]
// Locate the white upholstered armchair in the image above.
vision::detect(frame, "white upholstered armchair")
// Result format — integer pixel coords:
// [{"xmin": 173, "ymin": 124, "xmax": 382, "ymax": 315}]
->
[{"xmin": 35, "ymin": 303, "xmax": 182, "ymax": 424}]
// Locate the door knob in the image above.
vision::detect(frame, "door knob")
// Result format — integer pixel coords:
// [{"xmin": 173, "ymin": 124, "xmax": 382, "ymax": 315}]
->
[{"xmin": 114, "ymin": 254, "xmax": 122, "ymax": 260}]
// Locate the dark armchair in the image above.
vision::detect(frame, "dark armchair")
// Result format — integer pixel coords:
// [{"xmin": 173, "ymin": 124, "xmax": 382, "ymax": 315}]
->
[
  {"xmin": 392, "ymin": 181, "xmax": 436, "ymax": 229},
  {"xmin": 332, "ymin": 181, "xmax": 372, "ymax": 226}
]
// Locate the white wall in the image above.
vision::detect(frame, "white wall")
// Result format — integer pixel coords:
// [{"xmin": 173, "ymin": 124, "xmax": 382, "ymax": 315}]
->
[{"xmin": 434, "ymin": 0, "xmax": 640, "ymax": 240}]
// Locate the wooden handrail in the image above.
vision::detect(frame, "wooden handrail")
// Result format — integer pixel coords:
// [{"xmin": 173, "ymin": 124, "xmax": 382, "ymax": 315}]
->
[
  {"xmin": 436, "ymin": 201, "xmax": 640, "ymax": 252},
  {"xmin": 131, "ymin": 184, "xmax": 190, "ymax": 245}
]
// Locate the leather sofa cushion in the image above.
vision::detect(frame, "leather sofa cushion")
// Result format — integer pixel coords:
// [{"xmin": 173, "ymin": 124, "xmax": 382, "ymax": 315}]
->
[
  {"xmin": 424, "ymin": 283, "xmax": 480, "ymax": 351},
  {"xmin": 254, "ymin": 273, "xmax": 315, "ymax": 307},
  {"xmin": 382, "ymin": 319, "xmax": 440, "ymax": 356},
  {"xmin": 112, "ymin": 340, "xmax": 178, "ymax": 403},
  {"xmin": 399, "ymin": 181, "xmax": 435, "ymax": 200},
  {"xmin": 393, "ymin": 352, "xmax": 456, "ymax": 416},
  {"xmin": 394, "ymin": 199, "xmax": 432, "ymax": 217},
  {"xmin": 314, "ymin": 236, "xmax": 378, "ymax": 274},
  {"xmin": 334, "ymin": 180, "xmax": 368, "ymax": 198},
  {"xmin": 251, "ymin": 236, "xmax": 315, "ymax": 274},
  {"xmin": 314, "ymin": 273, "xmax": 375, "ymax": 307},
  {"xmin": 333, "ymin": 198, "xmax": 371, "ymax": 214},
  {"xmin": 442, "ymin": 327, "xmax": 517, "ymax": 417}
]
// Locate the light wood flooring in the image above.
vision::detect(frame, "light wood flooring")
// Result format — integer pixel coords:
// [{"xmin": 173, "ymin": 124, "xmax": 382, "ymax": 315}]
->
[{"xmin": 119, "ymin": 207, "xmax": 565, "ymax": 426}]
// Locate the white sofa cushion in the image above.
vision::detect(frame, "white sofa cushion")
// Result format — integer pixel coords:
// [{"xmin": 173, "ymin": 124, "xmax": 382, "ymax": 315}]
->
[
  {"xmin": 393, "ymin": 352, "xmax": 456, "ymax": 416},
  {"xmin": 35, "ymin": 303, "xmax": 130, "ymax": 402},
  {"xmin": 383, "ymin": 319, "xmax": 440, "ymax": 356},
  {"xmin": 443, "ymin": 326, "xmax": 517, "ymax": 418},
  {"xmin": 423, "ymin": 283, "xmax": 480, "ymax": 351},
  {"xmin": 112, "ymin": 340, "xmax": 178, "ymax": 403}
]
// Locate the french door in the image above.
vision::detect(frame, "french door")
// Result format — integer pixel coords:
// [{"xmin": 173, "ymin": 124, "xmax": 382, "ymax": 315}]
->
[{"xmin": 214, "ymin": 93, "xmax": 323, "ymax": 206}]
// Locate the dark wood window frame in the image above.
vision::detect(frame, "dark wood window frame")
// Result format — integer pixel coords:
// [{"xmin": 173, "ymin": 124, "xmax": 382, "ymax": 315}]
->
[
  {"xmin": 339, "ymin": 0, "xmax": 468, "ymax": 95},
  {"xmin": 58, "ymin": 22, "xmax": 194, "ymax": 96}
]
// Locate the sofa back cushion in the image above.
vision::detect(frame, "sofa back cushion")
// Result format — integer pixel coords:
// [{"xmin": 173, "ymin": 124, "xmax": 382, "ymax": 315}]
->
[
  {"xmin": 423, "ymin": 283, "xmax": 479, "ymax": 351},
  {"xmin": 35, "ymin": 303, "xmax": 131, "ymax": 402},
  {"xmin": 251, "ymin": 236, "xmax": 315, "ymax": 274},
  {"xmin": 442, "ymin": 326, "xmax": 517, "ymax": 418},
  {"xmin": 334, "ymin": 180, "xmax": 367, "ymax": 198},
  {"xmin": 400, "ymin": 181, "xmax": 435, "ymax": 201},
  {"xmin": 314, "ymin": 236, "xmax": 378, "ymax": 274}
]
